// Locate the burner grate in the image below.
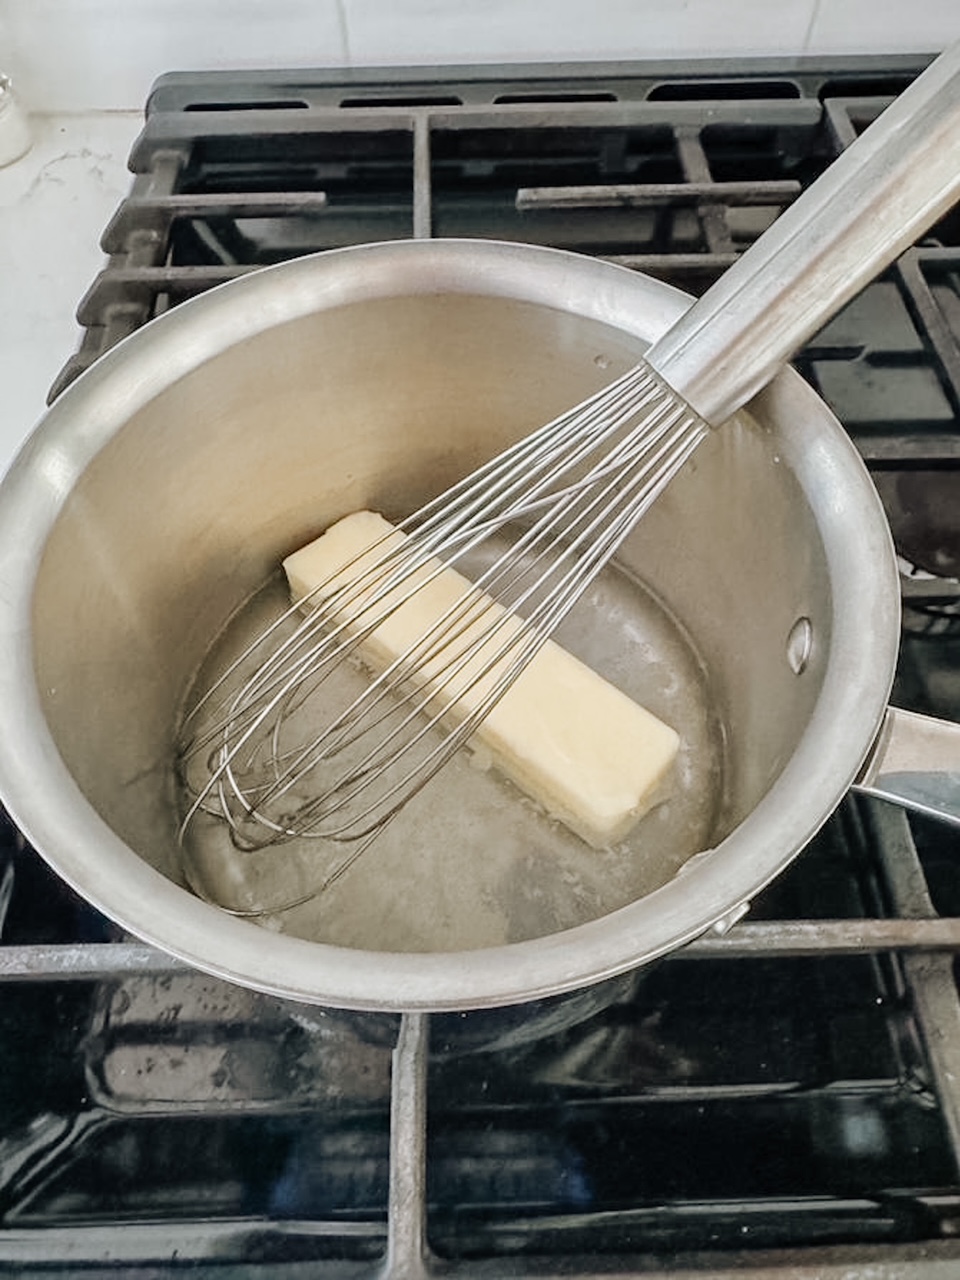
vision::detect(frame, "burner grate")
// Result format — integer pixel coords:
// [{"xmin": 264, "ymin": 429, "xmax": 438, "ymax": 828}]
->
[
  {"xmin": 48, "ymin": 62, "xmax": 960, "ymax": 481},
  {"xmin": 5, "ymin": 57, "xmax": 960, "ymax": 1276}
]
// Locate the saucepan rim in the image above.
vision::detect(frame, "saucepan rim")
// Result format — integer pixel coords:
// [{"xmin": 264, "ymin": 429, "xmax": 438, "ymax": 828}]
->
[{"xmin": 0, "ymin": 239, "xmax": 900, "ymax": 1010}]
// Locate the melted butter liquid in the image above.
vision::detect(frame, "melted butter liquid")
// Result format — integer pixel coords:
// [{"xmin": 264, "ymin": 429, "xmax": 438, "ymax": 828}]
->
[{"xmin": 179, "ymin": 545, "xmax": 724, "ymax": 953}]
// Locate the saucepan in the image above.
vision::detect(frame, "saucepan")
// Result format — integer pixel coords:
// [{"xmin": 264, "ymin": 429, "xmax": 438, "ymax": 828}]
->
[{"xmin": 0, "ymin": 234, "xmax": 959, "ymax": 1012}]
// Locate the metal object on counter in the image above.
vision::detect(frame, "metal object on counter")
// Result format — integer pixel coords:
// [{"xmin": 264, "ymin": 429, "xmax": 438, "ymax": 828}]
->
[{"xmin": 0, "ymin": 74, "xmax": 30, "ymax": 167}]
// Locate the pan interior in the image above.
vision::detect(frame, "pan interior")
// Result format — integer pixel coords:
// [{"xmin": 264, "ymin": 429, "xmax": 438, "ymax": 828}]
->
[
  {"xmin": 29, "ymin": 282, "xmax": 832, "ymax": 959},
  {"xmin": 179, "ymin": 534, "xmax": 723, "ymax": 952}
]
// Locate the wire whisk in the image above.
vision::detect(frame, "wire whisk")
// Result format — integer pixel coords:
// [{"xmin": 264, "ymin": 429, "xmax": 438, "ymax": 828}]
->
[
  {"xmin": 177, "ymin": 40, "xmax": 960, "ymax": 899},
  {"xmin": 176, "ymin": 363, "xmax": 706, "ymax": 889}
]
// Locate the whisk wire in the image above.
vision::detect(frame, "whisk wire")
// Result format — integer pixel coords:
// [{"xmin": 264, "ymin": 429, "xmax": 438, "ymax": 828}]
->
[
  {"xmin": 286, "ymin": 396, "xmax": 708, "ymax": 850},
  {"xmin": 177, "ymin": 362, "xmax": 709, "ymax": 887}
]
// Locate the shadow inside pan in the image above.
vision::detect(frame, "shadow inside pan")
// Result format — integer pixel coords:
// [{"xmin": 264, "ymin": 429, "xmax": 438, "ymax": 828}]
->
[{"xmin": 179, "ymin": 527, "xmax": 724, "ymax": 954}]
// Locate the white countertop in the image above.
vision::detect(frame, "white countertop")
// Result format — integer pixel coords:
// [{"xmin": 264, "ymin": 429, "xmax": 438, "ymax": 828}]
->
[{"xmin": 0, "ymin": 111, "xmax": 142, "ymax": 475}]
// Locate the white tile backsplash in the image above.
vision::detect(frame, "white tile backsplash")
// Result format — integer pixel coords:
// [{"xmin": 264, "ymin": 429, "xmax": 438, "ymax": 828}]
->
[
  {"xmin": 0, "ymin": 0, "xmax": 349, "ymax": 112},
  {"xmin": 806, "ymin": 0, "xmax": 958, "ymax": 53},
  {"xmin": 342, "ymin": 0, "xmax": 819, "ymax": 66},
  {"xmin": 0, "ymin": 0, "xmax": 956, "ymax": 113}
]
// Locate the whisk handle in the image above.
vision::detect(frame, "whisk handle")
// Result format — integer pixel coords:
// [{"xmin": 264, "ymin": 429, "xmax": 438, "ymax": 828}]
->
[{"xmin": 645, "ymin": 41, "xmax": 960, "ymax": 427}]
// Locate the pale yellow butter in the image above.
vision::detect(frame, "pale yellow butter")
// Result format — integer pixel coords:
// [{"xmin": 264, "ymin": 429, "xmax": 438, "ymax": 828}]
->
[{"xmin": 283, "ymin": 511, "xmax": 679, "ymax": 848}]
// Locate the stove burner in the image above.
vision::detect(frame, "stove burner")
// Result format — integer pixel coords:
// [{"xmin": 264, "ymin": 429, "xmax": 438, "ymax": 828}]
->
[
  {"xmin": 878, "ymin": 470, "xmax": 960, "ymax": 578},
  {"xmin": 4, "ymin": 56, "xmax": 960, "ymax": 1276}
]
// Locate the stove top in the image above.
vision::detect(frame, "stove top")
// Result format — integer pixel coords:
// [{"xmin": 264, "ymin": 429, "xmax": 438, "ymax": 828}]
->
[{"xmin": 4, "ymin": 57, "xmax": 960, "ymax": 1277}]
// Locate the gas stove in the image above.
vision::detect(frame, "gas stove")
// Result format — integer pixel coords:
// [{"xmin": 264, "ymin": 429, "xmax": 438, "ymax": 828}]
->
[{"xmin": 3, "ymin": 57, "xmax": 960, "ymax": 1277}]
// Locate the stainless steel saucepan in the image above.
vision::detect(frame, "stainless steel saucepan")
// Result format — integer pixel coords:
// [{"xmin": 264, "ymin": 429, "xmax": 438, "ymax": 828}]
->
[{"xmin": 0, "ymin": 236, "xmax": 959, "ymax": 1012}]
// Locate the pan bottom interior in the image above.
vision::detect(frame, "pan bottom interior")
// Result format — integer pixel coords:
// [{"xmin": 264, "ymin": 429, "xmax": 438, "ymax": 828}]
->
[{"xmin": 178, "ymin": 535, "xmax": 725, "ymax": 954}]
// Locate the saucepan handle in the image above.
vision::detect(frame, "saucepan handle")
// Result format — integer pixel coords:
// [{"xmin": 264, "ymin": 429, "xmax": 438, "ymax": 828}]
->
[
  {"xmin": 646, "ymin": 41, "xmax": 960, "ymax": 426},
  {"xmin": 854, "ymin": 706, "xmax": 960, "ymax": 827}
]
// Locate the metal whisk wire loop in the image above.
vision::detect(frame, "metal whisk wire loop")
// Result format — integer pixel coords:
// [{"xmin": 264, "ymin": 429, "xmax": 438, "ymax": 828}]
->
[{"xmin": 176, "ymin": 361, "xmax": 706, "ymax": 886}]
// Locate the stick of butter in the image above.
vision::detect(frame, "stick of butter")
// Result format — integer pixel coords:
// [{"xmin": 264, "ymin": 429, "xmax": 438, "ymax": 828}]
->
[{"xmin": 283, "ymin": 511, "xmax": 679, "ymax": 848}]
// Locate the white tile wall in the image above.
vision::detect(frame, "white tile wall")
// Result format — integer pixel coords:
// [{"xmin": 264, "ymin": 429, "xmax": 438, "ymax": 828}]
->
[
  {"xmin": 0, "ymin": 0, "xmax": 349, "ymax": 112},
  {"xmin": 0, "ymin": 0, "xmax": 957, "ymax": 113},
  {"xmin": 340, "ymin": 0, "xmax": 818, "ymax": 67},
  {"xmin": 806, "ymin": 0, "xmax": 957, "ymax": 54}
]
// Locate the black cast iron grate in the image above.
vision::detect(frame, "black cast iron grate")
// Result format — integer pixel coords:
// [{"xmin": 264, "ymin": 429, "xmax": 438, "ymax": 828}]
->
[{"xmin": 49, "ymin": 57, "xmax": 960, "ymax": 476}]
